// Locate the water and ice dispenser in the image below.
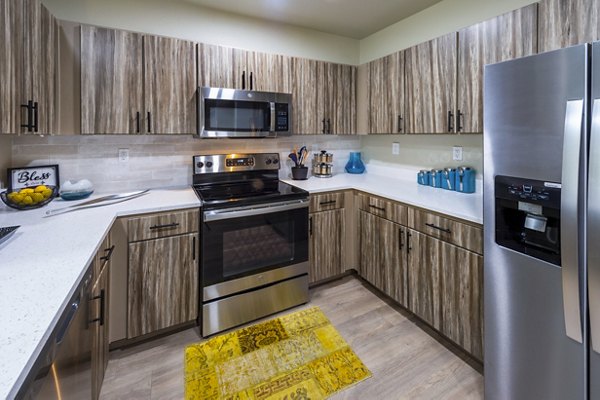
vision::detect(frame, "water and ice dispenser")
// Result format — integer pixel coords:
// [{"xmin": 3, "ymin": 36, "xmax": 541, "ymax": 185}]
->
[{"xmin": 494, "ymin": 175, "xmax": 561, "ymax": 266}]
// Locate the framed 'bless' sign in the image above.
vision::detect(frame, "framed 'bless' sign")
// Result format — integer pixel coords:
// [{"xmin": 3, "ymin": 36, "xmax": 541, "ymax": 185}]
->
[{"xmin": 8, "ymin": 165, "xmax": 60, "ymax": 190}]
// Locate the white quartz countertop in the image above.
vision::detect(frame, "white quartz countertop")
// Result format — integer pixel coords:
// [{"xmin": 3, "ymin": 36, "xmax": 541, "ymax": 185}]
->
[
  {"xmin": 0, "ymin": 187, "xmax": 200, "ymax": 399},
  {"xmin": 282, "ymin": 169, "xmax": 483, "ymax": 224}
]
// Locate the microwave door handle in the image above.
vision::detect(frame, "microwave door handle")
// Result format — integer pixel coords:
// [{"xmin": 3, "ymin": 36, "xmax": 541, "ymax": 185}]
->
[
  {"xmin": 270, "ymin": 102, "xmax": 276, "ymax": 132},
  {"xmin": 561, "ymin": 99, "xmax": 584, "ymax": 344},
  {"xmin": 589, "ymin": 98, "xmax": 600, "ymax": 352}
]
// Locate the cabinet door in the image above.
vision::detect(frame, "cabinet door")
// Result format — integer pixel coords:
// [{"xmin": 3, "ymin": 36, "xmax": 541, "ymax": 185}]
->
[
  {"xmin": 0, "ymin": 0, "xmax": 23, "ymax": 134},
  {"xmin": 359, "ymin": 210, "xmax": 385, "ymax": 290},
  {"xmin": 405, "ymin": 33, "xmax": 457, "ymax": 134},
  {"xmin": 291, "ymin": 57, "xmax": 319, "ymax": 134},
  {"xmin": 380, "ymin": 219, "xmax": 407, "ymax": 306},
  {"xmin": 198, "ymin": 43, "xmax": 235, "ymax": 88},
  {"xmin": 328, "ymin": 63, "xmax": 356, "ymax": 135},
  {"xmin": 309, "ymin": 209, "xmax": 345, "ymax": 284},
  {"xmin": 144, "ymin": 35, "xmax": 196, "ymax": 134},
  {"xmin": 128, "ymin": 233, "xmax": 198, "ymax": 338},
  {"xmin": 407, "ymin": 229, "xmax": 442, "ymax": 330},
  {"xmin": 457, "ymin": 5, "xmax": 537, "ymax": 133},
  {"xmin": 246, "ymin": 51, "xmax": 292, "ymax": 93},
  {"xmin": 81, "ymin": 26, "xmax": 143, "ymax": 134},
  {"xmin": 367, "ymin": 51, "xmax": 404, "ymax": 134},
  {"xmin": 91, "ymin": 262, "xmax": 109, "ymax": 400},
  {"xmin": 439, "ymin": 241, "xmax": 484, "ymax": 360},
  {"xmin": 538, "ymin": 0, "xmax": 600, "ymax": 53},
  {"xmin": 23, "ymin": 0, "xmax": 58, "ymax": 135}
]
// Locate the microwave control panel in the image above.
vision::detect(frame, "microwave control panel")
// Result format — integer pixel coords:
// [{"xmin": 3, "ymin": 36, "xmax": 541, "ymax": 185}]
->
[{"xmin": 275, "ymin": 103, "xmax": 289, "ymax": 131}]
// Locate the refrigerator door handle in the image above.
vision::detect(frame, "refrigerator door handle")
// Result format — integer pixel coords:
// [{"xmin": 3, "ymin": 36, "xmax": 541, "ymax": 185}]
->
[
  {"xmin": 561, "ymin": 99, "xmax": 584, "ymax": 344},
  {"xmin": 589, "ymin": 98, "xmax": 600, "ymax": 353}
]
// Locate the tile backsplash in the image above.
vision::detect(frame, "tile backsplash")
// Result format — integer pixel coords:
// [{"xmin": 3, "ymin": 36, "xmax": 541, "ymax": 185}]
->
[{"xmin": 11, "ymin": 135, "xmax": 360, "ymax": 193}]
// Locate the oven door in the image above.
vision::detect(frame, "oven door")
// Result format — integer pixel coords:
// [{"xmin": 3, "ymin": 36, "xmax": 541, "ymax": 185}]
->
[{"xmin": 201, "ymin": 199, "xmax": 309, "ymax": 301}]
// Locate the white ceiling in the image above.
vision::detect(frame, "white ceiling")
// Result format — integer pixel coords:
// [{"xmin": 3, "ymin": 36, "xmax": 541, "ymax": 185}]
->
[{"xmin": 183, "ymin": 0, "xmax": 445, "ymax": 39}]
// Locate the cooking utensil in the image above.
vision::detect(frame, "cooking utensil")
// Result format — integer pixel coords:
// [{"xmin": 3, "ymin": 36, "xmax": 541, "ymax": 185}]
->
[{"xmin": 44, "ymin": 189, "xmax": 150, "ymax": 217}]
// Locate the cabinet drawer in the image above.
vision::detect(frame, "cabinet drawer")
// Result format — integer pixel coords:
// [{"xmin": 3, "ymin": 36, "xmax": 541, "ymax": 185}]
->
[
  {"xmin": 408, "ymin": 208, "xmax": 482, "ymax": 254},
  {"xmin": 309, "ymin": 192, "xmax": 345, "ymax": 212},
  {"xmin": 356, "ymin": 192, "xmax": 408, "ymax": 225},
  {"xmin": 94, "ymin": 234, "xmax": 112, "ymax": 281},
  {"xmin": 127, "ymin": 209, "xmax": 199, "ymax": 242}
]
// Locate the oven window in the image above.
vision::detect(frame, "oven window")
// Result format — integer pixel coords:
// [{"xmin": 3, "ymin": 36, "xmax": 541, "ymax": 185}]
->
[
  {"xmin": 223, "ymin": 223, "xmax": 294, "ymax": 278},
  {"xmin": 204, "ymin": 99, "xmax": 270, "ymax": 132}
]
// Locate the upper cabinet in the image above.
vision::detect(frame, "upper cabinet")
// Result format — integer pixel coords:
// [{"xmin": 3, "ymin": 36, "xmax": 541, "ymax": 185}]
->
[
  {"xmin": 81, "ymin": 26, "xmax": 196, "ymax": 134},
  {"xmin": 0, "ymin": 0, "xmax": 58, "ymax": 135},
  {"xmin": 538, "ymin": 0, "xmax": 600, "ymax": 53},
  {"xmin": 367, "ymin": 51, "xmax": 405, "ymax": 134},
  {"xmin": 457, "ymin": 4, "xmax": 538, "ymax": 133},
  {"xmin": 198, "ymin": 44, "xmax": 291, "ymax": 92},
  {"xmin": 405, "ymin": 33, "xmax": 457, "ymax": 134}
]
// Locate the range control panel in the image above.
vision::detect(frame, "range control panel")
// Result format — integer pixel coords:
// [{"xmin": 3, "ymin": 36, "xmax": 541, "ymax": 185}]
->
[{"xmin": 193, "ymin": 153, "xmax": 280, "ymax": 174}]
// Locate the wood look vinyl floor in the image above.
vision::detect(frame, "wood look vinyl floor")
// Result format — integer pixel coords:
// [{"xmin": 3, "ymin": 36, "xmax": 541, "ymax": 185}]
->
[{"xmin": 100, "ymin": 276, "xmax": 483, "ymax": 399}]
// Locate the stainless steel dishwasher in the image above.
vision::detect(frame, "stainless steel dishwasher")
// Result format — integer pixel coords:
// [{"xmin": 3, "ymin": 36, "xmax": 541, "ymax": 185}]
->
[{"xmin": 14, "ymin": 266, "xmax": 93, "ymax": 399}]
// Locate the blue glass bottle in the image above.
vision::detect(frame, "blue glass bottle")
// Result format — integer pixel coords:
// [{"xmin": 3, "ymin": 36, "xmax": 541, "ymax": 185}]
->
[{"xmin": 345, "ymin": 152, "xmax": 366, "ymax": 174}]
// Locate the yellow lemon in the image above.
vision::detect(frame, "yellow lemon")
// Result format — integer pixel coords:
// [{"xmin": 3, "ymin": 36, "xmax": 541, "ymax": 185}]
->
[
  {"xmin": 34, "ymin": 185, "xmax": 48, "ymax": 193},
  {"xmin": 42, "ymin": 188, "xmax": 53, "ymax": 199},
  {"xmin": 6, "ymin": 192, "xmax": 17, "ymax": 200},
  {"xmin": 31, "ymin": 193, "xmax": 44, "ymax": 203},
  {"xmin": 11, "ymin": 193, "xmax": 24, "ymax": 203},
  {"xmin": 20, "ymin": 188, "xmax": 34, "ymax": 195},
  {"xmin": 21, "ymin": 195, "xmax": 33, "ymax": 205}
]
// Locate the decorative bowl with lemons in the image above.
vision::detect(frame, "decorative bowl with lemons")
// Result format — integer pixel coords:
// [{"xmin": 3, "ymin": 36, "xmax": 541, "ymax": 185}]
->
[{"xmin": 0, "ymin": 185, "xmax": 58, "ymax": 210}]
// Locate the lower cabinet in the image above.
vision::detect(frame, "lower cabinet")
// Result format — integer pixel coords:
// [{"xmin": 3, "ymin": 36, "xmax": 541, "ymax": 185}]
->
[
  {"xmin": 91, "ymin": 261, "xmax": 109, "ymax": 400},
  {"xmin": 309, "ymin": 208, "xmax": 345, "ymax": 284},
  {"xmin": 359, "ymin": 210, "xmax": 407, "ymax": 307},
  {"xmin": 127, "ymin": 232, "xmax": 198, "ymax": 338}
]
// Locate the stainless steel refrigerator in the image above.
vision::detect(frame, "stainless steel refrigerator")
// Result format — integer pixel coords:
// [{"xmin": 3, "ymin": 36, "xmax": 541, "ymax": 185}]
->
[{"xmin": 484, "ymin": 42, "xmax": 600, "ymax": 399}]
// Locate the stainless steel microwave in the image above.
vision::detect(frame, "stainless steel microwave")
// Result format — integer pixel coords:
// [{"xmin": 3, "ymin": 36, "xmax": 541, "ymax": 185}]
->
[{"xmin": 198, "ymin": 87, "xmax": 292, "ymax": 138}]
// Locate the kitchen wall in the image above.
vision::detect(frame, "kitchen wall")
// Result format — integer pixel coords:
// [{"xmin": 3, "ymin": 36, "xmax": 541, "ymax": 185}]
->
[
  {"xmin": 41, "ymin": 0, "xmax": 359, "ymax": 65},
  {"xmin": 0, "ymin": 137, "xmax": 11, "ymax": 189},
  {"xmin": 359, "ymin": 0, "xmax": 538, "ymax": 63},
  {"xmin": 360, "ymin": 135, "xmax": 483, "ymax": 177},
  {"xmin": 11, "ymin": 136, "xmax": 360, "ymax": 193}
]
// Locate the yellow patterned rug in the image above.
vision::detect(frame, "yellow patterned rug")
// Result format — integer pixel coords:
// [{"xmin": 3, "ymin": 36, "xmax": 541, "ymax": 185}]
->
[{"xmin": 184, "ymin": 307, "xmax": 371, "ymax": 399}]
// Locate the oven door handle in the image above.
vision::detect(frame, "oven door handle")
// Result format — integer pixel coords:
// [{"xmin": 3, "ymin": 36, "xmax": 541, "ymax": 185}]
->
[{"xmin": 203, "ymin": 199, "xmax": 308, "ymax": 222}]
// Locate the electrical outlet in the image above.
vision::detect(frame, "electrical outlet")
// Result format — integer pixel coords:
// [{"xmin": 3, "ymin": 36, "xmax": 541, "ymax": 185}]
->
[
  {"xmin": 118, "ymin": 148, "xmax": 129, "ymax": 163},
  {"xmin": 392, "ymin": 142, "xmax": 400, "ymax": 155},
  {"xmin": 453, "ymin": 146, "xmax": 463, "ymax": 161}
]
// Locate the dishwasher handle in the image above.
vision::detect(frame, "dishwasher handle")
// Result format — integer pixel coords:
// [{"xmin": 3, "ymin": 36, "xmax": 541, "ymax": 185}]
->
[{"xmin": 56, "ymin": 297, "xmax": 81, "ymax": 344}]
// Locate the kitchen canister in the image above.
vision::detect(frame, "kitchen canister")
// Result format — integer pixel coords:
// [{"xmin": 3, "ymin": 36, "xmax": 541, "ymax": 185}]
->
[
  {"xmin": 430, "ymin": 169, "xmax": 443, "ymax": 188},
  {"xmin": 345, "ymin": 152, "xmax": 365, "ymax": 174},
  {"xmin": 417, "ymin": 170, "xmax": 431, "ymax": 185},
  {"xmin": 441, "ymin": 168, "xmax": 456, "ymax": 190},
  {"xmin": 456, "ymin": 167, "xmax": 476, "ymax": 193}
]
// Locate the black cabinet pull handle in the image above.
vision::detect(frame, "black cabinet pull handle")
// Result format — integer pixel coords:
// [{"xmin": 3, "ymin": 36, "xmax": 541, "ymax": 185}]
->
[
  {"xmin": 147, "ymin": 112, "xmax": 151, "ymax": 133},
  {"xmin": 309, "ymin": 216, "xmax": 313, "ymax": 236},
  {"xmin": 425, "ymin": 222, "xmax": 452, "ymax": 234},
  {"xmin": 192, "ymin": 236, "xmax": 196, "ymax": 261},
  {"xmin": 100, "ymin": 244, "xmax": 115, "ymax": 261},
  {"xmin": 89, "ymin": 289, "xmax": 105, "ymax": 326},
  {"xmin": 136, "ymin": 111, "xmax": 140, "ymax": 133},
  {"xmin": 407, "ymin": 231, "xmax": 412, "ymax": 254},
  {"xmin": 399, "ymin": 228, "xmax": 404, "ymax": 250},
  {"xmin": 327, "ymin": 118, "xmax": 331, "ymax": 134},
  {"xmin": 322, "ymin": 119, "xmax": 326, "ymax": 134},
  {"xmin": 242, "ymin": 71, "xmax": 246, "ymax": 90},
  {"xmin": 368, "ymin": 204, "xmax": 386, "ymax": 212},
  {"xmin": 21, "ymin": 101, "xmax": 33, "ymax": 131},
  {"xmin": 319, "ymin": 200, "xmax": 337, "ymax": 206},
  {"xmin": 250, "ymin": 72, "xmax": 253, "ymax": 90},
  {"xmin": 448, "ymin": 110, "xmax": 454, "ymax": 132},
  {"xmin": 397, "ymin": 115, "xmax": 403, "ymax": 133},
  {"xmin": 149, "ymin": 222, "xmax": 180, "ymax": 230},
  {"xmin": 32, "ymin": 102, "xmax": 39, "ymax": 132},
  {"xmin": 457, "ymin": 110, "xmax": 464, "ymax": 132}
]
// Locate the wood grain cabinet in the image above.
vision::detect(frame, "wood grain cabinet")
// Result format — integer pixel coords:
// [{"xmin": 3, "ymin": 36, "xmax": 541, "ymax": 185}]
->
[
  {"xmin": 126, "ymin": 209, "xmax": 199, "ymax": 338},
  {"xmin": 457, "ymin": 5, "xmax": 538, "ymax": 133},
  {"xmin": 366, "ymin": 51, "xmax": 405, "ymax": 134},
  {"xmin": 309, "ymin": 192, "xmax": 346, "ymax": 284},
  {"xmin": 405, "ymin": 33, "xmax": 457, "ymax": 134},
  {"xmin": 538, "ymin": 0, "xmax": 600, "ymax": 53},
  {"xmin": 81, "ymin": 25, "xmax": 196, "ymax": 134},
  {"xmin": 0, "ymin": 0, "xmax": 58, "ymax": 135}
]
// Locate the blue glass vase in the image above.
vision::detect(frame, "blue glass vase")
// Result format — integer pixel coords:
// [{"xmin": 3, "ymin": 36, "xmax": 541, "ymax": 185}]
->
[{"xmin": 345, "ymin": 152, "xmax": 365, "ymax": 174}]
